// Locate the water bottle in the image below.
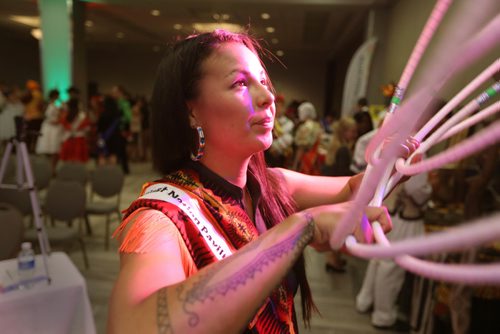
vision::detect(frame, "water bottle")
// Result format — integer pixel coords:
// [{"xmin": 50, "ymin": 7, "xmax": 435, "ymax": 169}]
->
[{"xmin": 17, "ymin": 242, "xmax": 36, "ymax": 289}]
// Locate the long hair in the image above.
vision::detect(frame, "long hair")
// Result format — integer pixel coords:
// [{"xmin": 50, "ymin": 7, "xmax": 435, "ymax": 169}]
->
[{"xmin": 151, "ymin": 29, "xmax": 317, "ymax": 325}]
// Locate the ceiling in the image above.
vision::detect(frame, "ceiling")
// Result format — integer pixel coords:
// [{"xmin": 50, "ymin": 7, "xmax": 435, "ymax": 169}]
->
[{"xmin": 0, "ymin": 0, "xmax": 393, "ymax": 60}]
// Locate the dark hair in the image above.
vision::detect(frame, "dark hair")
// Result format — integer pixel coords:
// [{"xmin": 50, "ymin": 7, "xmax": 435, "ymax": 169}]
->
[
  {"xmin": 151, "ymin": 29, "xmax": 317, "ymax": 325},
  {"xmin": 353, "ymin": 111, "xmax": 374, "ymax": 136},
  {"xmin": 66, "ymin": 98, "xmax": 80, "ymax": 123},
  {"xmin": 48, "ymin": 89, "xmax": 60, "ymax": 100},
  {"xmin": 357, "ymin": 97, "xmax": 368, "ymax": 106}
]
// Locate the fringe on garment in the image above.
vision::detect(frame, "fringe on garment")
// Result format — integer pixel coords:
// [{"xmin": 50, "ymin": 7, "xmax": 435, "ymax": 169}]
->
[{"xmin": 112, "ymin": 208, "xmax": 172, "ymax": 254}]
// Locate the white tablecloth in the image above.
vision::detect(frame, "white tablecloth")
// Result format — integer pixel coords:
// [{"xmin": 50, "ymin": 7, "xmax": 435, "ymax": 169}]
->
[{"xmin": 0, "ymin": 252, "xmax": 96, "ymax": 334}]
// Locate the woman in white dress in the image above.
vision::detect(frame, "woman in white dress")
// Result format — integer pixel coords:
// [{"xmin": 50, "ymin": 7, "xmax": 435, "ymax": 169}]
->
[{"xmin": 36, "ymin": 89, "xmax": 63, "ymax": 174}]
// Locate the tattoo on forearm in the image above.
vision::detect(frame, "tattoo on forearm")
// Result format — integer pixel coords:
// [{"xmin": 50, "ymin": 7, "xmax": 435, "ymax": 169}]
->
[
  {"xmin": 176, "ymin": 217, "xmax": 315, "ymax": 328},
  {"xmin": 157, "ymin": 287, "xmax": 172, "ymax": 334}
]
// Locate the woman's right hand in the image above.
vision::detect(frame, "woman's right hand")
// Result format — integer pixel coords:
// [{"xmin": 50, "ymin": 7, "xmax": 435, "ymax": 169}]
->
[{"xmin": 304, "ymin": 202, "xmax": 392, "ymax": 252}]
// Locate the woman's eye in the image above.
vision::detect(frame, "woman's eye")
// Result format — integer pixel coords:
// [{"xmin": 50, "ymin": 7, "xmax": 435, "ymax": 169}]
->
[
  {"xmin": 233, "ymin": 80, "xmax": 247, "ymax": 88},
  {"xmin": 260, "ymin": 79, "xmax": 268, "ymax": 86}
]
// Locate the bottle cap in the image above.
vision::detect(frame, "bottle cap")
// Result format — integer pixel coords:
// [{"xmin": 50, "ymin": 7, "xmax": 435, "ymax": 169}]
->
[{"xmin": 21, "ymin": 242, "xmax": 32, "ymax": 250}]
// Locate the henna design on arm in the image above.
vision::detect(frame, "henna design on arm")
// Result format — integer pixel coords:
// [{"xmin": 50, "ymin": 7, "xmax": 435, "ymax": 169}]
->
[
  {"xmin": 175, "ymin": 215, "xmax": 315, "ymax": 329},
  {"xmin": 157, "ymin": 287, "xmax": 173, "ymax": 334}
]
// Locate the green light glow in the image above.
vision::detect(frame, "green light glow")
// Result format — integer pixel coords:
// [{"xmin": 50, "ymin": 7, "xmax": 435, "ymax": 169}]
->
[{"xmin": 39, "ymin": 0, "xmax": 72, "ymax": 101}]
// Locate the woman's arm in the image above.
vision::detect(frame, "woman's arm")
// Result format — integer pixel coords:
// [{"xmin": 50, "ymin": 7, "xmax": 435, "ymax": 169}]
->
[
  {"xmin": 275, "ymin": 167, "xmax": 362, "ymax": 210},
  {"xmin": 108, "ymin": 204, "xmax": 390, "ymax": 334},
  {"xmin": 108, "ymin": 208, "xmax": 315, "ymax": 334}
]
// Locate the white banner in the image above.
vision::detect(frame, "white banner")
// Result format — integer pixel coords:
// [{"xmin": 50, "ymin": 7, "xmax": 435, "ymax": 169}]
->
[
  {"xmin": 341, "ymin": 37, "xmax": 378, "ymax": 117},
  {"xmin": 140, "ymin": 183, "xmax": 233, "ymax": 260}
]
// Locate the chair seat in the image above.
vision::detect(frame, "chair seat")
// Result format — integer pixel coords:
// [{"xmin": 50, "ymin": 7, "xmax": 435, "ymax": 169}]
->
[{"xmin": 86, "ymin": 202, "xmax": 119, "ymax": 214}]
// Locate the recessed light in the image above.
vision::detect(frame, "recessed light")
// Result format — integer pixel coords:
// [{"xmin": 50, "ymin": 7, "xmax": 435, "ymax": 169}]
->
[
  {"xmin": 173, "ymin": 24, "xmax": 182, "ymax": 30},
  {"xmin": 276, "ymin": 50, "xmax": 284, "ymax": 57},
  {"xmin": 85, "ymin": 20, "xmax": 93, "ymax": 28},
  {"xmin": 116, "ymin": 32, "xmax": 125, "ymax": 39},
  {"xmin": 31, "ymin": 28, "xmax": 42, "ymax": 40},
  {"xmin": 265, "ymin": 26, "xmax": 275, "ymax": 33},
  {"xmin": 261, "ymin": 13, "xmax": 271, "ymax": 20},
  {"xmin": 151, "ymin": 9, "xmax": 160, "ymax": 16},
  {"xmin": 271, "ymin": 38, "xmax": 279, "ymax": 44}
]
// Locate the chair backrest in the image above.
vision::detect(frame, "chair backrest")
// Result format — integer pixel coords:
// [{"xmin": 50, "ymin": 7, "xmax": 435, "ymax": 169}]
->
[
  {"xmin": 31, "ymin": 156, "xmax": 52, "ymax": 190},
  {"xmin": 0, "ymin": 203, "xmax": 24, "ymax": 260},
  {"xmin": 56, "ymin": 162, "xmax": 87, "ymax": 185},
  {"xmin": 0, "ymin": 188, "xmax": 33, "ymax": 216},
  {"xmin": 90, "ymin": 165, "xmax": 124, "ymax": 199},
  {"xmin": 45, "ymin": 179, "xmax": 86, "ymax": 222}
]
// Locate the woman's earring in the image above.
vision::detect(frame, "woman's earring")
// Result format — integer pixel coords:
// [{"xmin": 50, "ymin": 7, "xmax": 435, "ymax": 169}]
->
[{"xmin": 190, "ymin": 126, "xmax": 205, "ymax": 161}]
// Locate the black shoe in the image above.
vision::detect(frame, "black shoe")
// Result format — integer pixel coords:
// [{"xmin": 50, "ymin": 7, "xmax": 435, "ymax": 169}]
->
[
  {"xmin": 325, "ymin": 263, "xmax": 346, "ymax": 273},
  {"xmin": 373, "ymin": 319, "xmax": 410, "ymax": 332}
]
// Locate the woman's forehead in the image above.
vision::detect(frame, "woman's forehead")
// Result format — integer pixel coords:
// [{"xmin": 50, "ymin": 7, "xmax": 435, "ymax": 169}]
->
[{"xmin": 203, "ymin": 42, "xmax": 264, "ymax": 75}]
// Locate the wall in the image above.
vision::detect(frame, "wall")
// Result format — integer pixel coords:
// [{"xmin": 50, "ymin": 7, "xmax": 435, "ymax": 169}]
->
[
  {"xmin": 0, "ymin": 30, "xmax": 40, "ymax": 88},
  {"xmin": 267, "ymin": 53, "xmax": 327, "ymax": 115},
  {"xmin": 382, "ymin": 0, "xmax": 500, "ymax": 102},
  {"xmin": 86, "ymin": 45, "xmax": 163, "ymax": 98}
]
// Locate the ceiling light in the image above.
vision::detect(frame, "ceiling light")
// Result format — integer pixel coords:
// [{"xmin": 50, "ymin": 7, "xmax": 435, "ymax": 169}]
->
[
  {"xmin": 173, "ymin": 24, "xmax": 182, "ymax": 30},
  {"xmin": 265, "ymin": 26, "xmax": 275, "ymax": 33},
  {"xmin": 31, "ymin": 28, "xmax": 42, "ymax": 40},
  {"xmin": 116, "ymin": 32, "xmax": 125, "ymax": 39},
  {"xmin": 193, "ymin": 22, "xmax": 242, "ymax": 33},
  {"xmin": 85, "ymin": 20, "xmax": 93, "ymax": 28},
  {"xmin": 221, "ymin": 14, "xmax": 230, "ymax": 20},
  {"xmin": 271, "ymin": 38, "xmax": 279, "ymax": 44},
  {"xmin": 9, "ymin": 15, "xmax": 40, "ymax": 27},
  {"xmin": 151, "ymin": 9, "xmax": 160, "ymax": 16},
  {"xmin": 276, "ymin": 50, "xmax": 284, "ymax": 57},
  {"xmin": 261, "ymin": 13, "xmax": 271, "ymax": 20},
  {"xmin": 213, "ymin": 13, "xmax": 220, "ymax": 20}
]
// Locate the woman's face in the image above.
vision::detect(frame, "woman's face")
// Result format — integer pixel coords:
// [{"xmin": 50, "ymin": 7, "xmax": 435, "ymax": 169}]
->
[{"xmin": 189, "ymin": 42, "xmax": 275, "ymax": 160}]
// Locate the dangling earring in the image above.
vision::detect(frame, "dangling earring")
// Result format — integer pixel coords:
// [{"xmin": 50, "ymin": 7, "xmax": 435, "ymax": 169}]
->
[{"xmin": 190, "ymin": 126, "xmax": 205, "ymax": 161}]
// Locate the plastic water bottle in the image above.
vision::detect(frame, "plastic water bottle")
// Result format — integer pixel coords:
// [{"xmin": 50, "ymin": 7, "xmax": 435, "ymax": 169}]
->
[{"xmin": 17, "ymin": 242, "xmax": 36, "ymax": 289}]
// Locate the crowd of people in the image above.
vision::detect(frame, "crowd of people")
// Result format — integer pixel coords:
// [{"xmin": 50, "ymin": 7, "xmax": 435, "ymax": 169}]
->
[{"xmin": 0, "ymin": 81, "xmax": 151, "ymax": 175}]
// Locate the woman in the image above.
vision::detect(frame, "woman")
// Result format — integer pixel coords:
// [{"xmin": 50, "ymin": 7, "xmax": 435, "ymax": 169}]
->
[
  {"xmin": 321, "ymin": 117, "xmax": 358, "ymax": 273},
  {"xmin": 322, "ymin": 117, "xmax": 358, "ymax": 177},
  {"xmin": 292, "ymin": 101, "xmax": 323, "ymax": 174},
  {"xmin": 36, "ymin": 89, "xmax": 63, "ymax": 175},
  {"xmin": 59, "ymin": 98, "xmax": 90, "ymax": 162},
  {"xmin": 96, "ymin": 95, "xmax": 122, "ymax": 166},
  {"xmin": 107, "ymin": 30, "xmax": 392, "ymax": 334}
]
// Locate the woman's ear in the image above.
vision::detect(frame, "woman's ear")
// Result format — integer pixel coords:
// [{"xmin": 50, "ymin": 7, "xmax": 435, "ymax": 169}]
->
[{"xmin": 186, "ymin": 101, "xmax": 198, "ymax": 128}]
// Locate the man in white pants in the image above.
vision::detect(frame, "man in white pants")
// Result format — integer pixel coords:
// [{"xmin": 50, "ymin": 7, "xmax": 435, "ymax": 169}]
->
[{"xmin": 356, "ymin": 171, "xmax": 432, "ymax": 330}]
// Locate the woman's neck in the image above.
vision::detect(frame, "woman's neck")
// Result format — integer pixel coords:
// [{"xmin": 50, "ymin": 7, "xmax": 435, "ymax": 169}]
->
[{"xmin": 200, "ymin": 153, "xmax": 250, "ymax": 189}]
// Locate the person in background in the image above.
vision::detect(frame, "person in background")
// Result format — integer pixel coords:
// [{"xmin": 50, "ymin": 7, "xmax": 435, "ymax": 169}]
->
[
  {"xmin": 35, "ymin": 89, "xmax": 63, "ymax": 175},
  {"xmin": 322, "ymin": 117, "xmax": 357, "ymax": 177},
  {"xmin": 0, "ymin": 87, "xmax": 24, "ymax": 149},
  {"xmin": 292, "ymin": 101, "xmax": 323, "ymax": 174},
  {"xmin": 321, "ymin": 116, "xmax": 358, "ymax": 273},
  {"xmin": 23, "ymin": 80, "xmax": 44, "ymax": 153},
  {"xmin": 266, "ymin": 94, "xmax": 295, "ymax": 168},
  {"xmin": 129, "ymin": 97, "xmax": 144, "ymax": 161},
  {"xmin": 111, "ymin": 85, "xmax": 131, "ymax": 174},
  {"xmin": 59, "ymin": 98, "xmax": 90, "ymax": 163},
  {"xmin": 96, "ymin": 95, "xmax": 123, "ymax": 166},
  {"xmin": 356, "ymin": 171, "xmax": 431, "ymax": 331},
  {"xmin": 107, "ymin": 29, "xmax": 394, "ymax": 334},
  {"xmin": 353, "ymin": 109, "xmax": 374, "ymax": 139}
]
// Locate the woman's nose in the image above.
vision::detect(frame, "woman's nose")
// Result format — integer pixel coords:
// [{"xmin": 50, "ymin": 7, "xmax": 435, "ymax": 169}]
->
[{"xmin": 255, "ymin": 83, "xmax": 274, "ymax": 109}]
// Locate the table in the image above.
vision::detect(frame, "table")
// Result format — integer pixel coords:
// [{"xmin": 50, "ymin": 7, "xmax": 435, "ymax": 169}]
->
[{"xmin": 0, "ymin": 252, "xmax": 96, "ymax": 334}]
